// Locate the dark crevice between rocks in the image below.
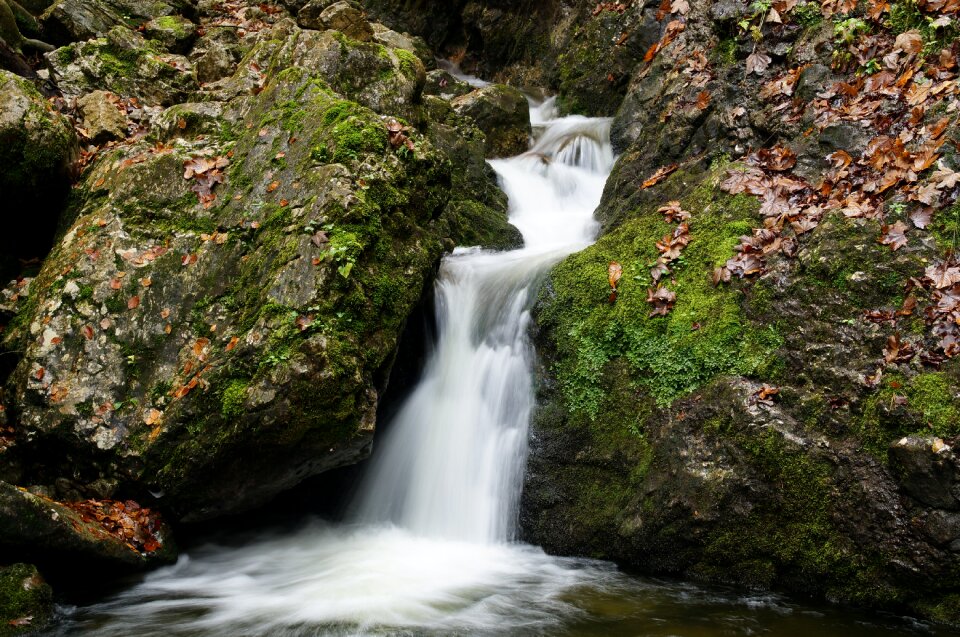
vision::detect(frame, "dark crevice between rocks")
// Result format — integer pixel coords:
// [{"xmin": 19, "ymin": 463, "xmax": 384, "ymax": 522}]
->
[
  {"xmin": 142, "ymin": 258, "xmax": 442, "ymax": 551},
  {"xmin": 276, "ymin": 259, "xmax": 440, "ymax": 521}
]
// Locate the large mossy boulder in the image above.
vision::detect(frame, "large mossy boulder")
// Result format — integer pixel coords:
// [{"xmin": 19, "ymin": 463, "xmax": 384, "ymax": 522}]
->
[
  {"xmin": 451, "ymin": 84, "xmax": 530, "ymax": 158},
  {"xmin": 524, "ymin": 161, "xmax": 960, "ymax": 620},
  {"xmin": 46, "ymin": 26, "xmax": 197, "ymax": 106},
  {"xmin": 0, "ymin": 70, "xmax": 76, "ymax": 271},
  {"xmin": 0, "ymin": 563, "xmax": 52, "ymax": 636},
  {"xmin": 518, "ymin": 0, "xmax": 960, "ymax": 619},
  {"xmin": 5, "ymin": 18, "xmax": 518, "ymax": 522}
]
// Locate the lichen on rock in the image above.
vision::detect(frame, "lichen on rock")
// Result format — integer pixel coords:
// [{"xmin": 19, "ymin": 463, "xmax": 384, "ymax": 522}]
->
[{"xmin": 4, "ymin": 13, "xmax": 518, "ymax": 524}]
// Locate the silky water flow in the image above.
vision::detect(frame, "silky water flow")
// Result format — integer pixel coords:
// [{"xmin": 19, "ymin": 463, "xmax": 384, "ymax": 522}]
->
[{"xmin": 52, "ymin": 98, "xmax": 959, "ymax": 637}]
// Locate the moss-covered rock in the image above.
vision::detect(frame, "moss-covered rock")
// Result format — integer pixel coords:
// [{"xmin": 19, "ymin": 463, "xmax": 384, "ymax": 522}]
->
[
  {"xmin": 46, "ymin": 25, "xmax": 197, "ymax": 106},
  {"xmin": 451, "ymin": 84, "xmax": 530, "ymax": 158},
  {"xmin": 5, "ymin": 21, "xmax": 518, "ymax": 522},
  {"xmin": 143, "ymin": 14, "xmax": 197, "ymax": 54},
  {"xmin": 0, "ymin": 69, "xmax": 76, "ymax": 271},
  {"xmin": 298, "ymin": 0, "xmax": 374, "ymax": 42},
  {"xmin": 525, "ymin": 162, "xmax": 960, "ymax": 622},
  {"xmin": 0, "ymin": 564, "xmax": 52, "ymax": 636},
  {"xmin": 0, "ymin": 481, "xmax": 174, "ymax": 569},
  {"xmin": 40, "ymin": 0, "xmax": 192, "ymax": 45}
]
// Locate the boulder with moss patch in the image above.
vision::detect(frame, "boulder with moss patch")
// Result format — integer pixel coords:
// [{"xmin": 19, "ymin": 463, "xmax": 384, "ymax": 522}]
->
[
  {"xmin": 47, "ymin": 26, "xmax": 197, "ymax": 106},
  {"xmin": 0, "ymin": 70, "xmax": 76, "ymax": 266},
  {"xmin": 525, "ymin": 153, "xmax": 960, "ymax": 622},
  {"xmin": 5, "ymin": 19, "xmax": 518, "ymax": 522},
  {"xmin": 40, "ymin": 0, "xmax": 192, "ymax": 45}
]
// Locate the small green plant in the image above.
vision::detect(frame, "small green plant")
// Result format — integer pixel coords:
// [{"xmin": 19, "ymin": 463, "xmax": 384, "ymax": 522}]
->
[
  {"xmin": 792, "ymin": 1, "xmax": 822, "ymax": 27},
  {"xmin": 307, "ymin": 223, "xmax": 363, "ymax": 279},
  {"xmin": 739, "ymin": 0, "xmax": 775, "ymax": 42},
  {"xmin": 861, "ymin": 57, "xmax": 882, "ymax": 74},
  {"xmin": 832, "ymin": 17, "xmax": 870, "ymax": 71}
]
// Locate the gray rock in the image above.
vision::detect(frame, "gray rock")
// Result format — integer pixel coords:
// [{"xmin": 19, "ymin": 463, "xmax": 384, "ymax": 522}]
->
[
  {"xmin": 452, "ymin": 84, "xmax": 531, "ymax": 158},
  {"xmin": 46, "ymin": 26, "xmax": 197, "ymax": 106},
  {"xmin": 151, "ymin": 101, "xmax": 229, "ymax": 141},
  {"xmin": 0, "ymin": 70, "xmax": 76, "ymax": 226},
  {"xmin": 40, "ymin": 0, "xmax": 191, "ymax": 45},
  {"xmin": 143, "ymin": 15, "xmax": 197, "ymax": 54},
  {"xmin": 889, "ymin": 436, "xmax": 960, "ymax": 510},
  {"xmin": 192, "ymin": 28, "xmax": 241, "ymax": 85},
  {"xmin": 424, "ymin": 69, "xmax": 472, "ymax": 99},
  {"xmin": 76, "ymin": 89, "xmax": 128, "ymax": 144},
  {"xmin": 925, "ymin": 510, "xmax": 960, "ymax": 545},
  {"xmin": 298, "ymin": 0, "xmax": 372, "ymax": 42}
]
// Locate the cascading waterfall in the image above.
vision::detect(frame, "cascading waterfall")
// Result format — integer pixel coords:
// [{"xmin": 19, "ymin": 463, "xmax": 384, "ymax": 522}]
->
[
  {"xmin": 353, "ymin": 99, "xmax": 612, "ymax": 543},
  {"xmin": 55, "ymin": 96, "xmax": 624, "ymax": 636},
  {"xmin": 49, "ymin": 88, "xmax": 953, "ymax": 637}
]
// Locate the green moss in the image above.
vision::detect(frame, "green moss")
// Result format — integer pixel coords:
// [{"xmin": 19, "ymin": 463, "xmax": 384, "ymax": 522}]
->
[
  {"xmin": 394, "ymin": 48, "xmax": 420, "ymax": 79},
  {"xmin": 220, "ymin": 379, "xmax": 248, "ymax": 419},
  {"xmin": 792, "ymin": 1, "xmax": 823, "ymax": 27},
  {"xmin": 918, "ymin": 593, "xmax": 960, "ymax": 625},
  {"xmin": 887, "ymin": 1, "xmax": 960, "ymax": 53},
  {"xmin": 76, "ymin": 284, "xmax": 94, "ymax": 302},
  {"xmin": 540, "ymin": 166, "xmax": 783, "ymax": 415},
  {"xmin": 0, "ymin": 564, "xmax": 52, "ymax": 636},
  {"xmin": 694, "ymin": 422, "xmax": 889, "ymax": 603},
  {"xmin": 855, "ymin": 370, "xmax": 960, "ymax": 457},
  {"xmin": 104, "ymin": 292, "xmax": 126, "ymax": 314},
  {"xmin": 149, "ymin": 15, "xmax": 193, "ymax": 39},
  {"xmin": 930, "ymin": 201, "xmax": 960, "ymax": 253},
  {"xmin": 713, "ymin": 37, "xmax": 739, "ymax": 66}
]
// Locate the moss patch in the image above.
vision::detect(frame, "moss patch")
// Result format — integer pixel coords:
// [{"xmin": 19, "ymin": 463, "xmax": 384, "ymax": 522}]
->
[
  {"xmin": 0, "ymin": 564, "xmax": 52, "ymax": 636},
  {"xmin": 538, "ymin": 165, "xmax": 783, "ymax": 415}
]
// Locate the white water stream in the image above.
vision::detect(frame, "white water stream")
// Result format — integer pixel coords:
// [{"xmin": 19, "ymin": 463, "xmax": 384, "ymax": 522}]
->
[
  {"xmin": 52, "ymin": 93, "xmax": 956, "ymax": 637},
  {"xmin": 58, "ymin": 98, "xmax": 625, "ymax": 636}
]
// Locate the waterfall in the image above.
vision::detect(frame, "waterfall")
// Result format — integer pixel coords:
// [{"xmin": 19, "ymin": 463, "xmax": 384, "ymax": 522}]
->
[
  {"xmin": 353, "ymin": 105, "xmax": 613, "ymax": 543},
  {"xmin": 57, "ymin": 97, "xmax": 623, "ymax": 637}
]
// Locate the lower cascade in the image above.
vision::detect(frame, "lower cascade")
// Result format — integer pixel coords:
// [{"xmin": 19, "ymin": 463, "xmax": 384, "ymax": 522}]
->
[{"xmin": 51, "ymin": 99, "xmax": 947, "ymax": 637}]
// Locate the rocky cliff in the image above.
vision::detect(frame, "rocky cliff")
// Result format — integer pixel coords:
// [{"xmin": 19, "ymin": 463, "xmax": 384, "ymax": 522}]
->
[{"xmin": 505, "ymin": 0, "xmax": 960, "ymax": 624}]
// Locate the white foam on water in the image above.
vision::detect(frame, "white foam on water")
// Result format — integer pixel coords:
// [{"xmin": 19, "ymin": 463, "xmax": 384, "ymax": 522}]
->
[{"xmin": 59, "ymin": 83, "xmax": 625, "ymax": 637}]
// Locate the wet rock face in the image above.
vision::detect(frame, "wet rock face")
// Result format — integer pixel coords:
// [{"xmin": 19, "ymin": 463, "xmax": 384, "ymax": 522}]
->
[
  {"xmin": 5, "ymin": 10, "xmax": 518, "ymax": 522},
  {"xmin": 451, "ymin": 84, "xmax": 530, "ymax": 158}
]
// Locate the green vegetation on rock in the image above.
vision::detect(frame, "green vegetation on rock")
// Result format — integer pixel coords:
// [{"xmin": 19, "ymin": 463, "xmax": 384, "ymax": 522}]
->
[{"xmin": 539, "ymin": 165, "xmax": 783, "ymax": 416}]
